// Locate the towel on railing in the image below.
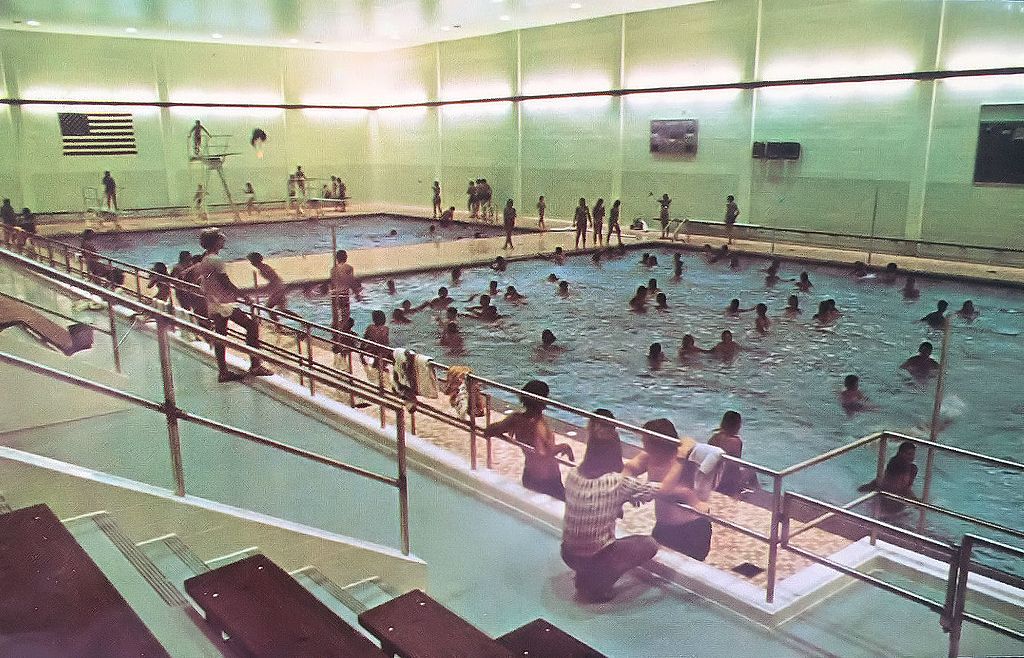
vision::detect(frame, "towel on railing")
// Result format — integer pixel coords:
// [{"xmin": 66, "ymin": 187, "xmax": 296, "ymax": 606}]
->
[
  {"xmin": 445, "ymin": 365, "xmax": 484, "ymax": 418},
  {"xmin": 413, "ymin": 353, "xmax": 439, "ymax": 398},
  {"xmin": 391, "ymin": 348, "xmax": 415, "ymax": 400},
  {"xmin": 688, "ymin": 443, "xmax": 726, "ymax": 500}
]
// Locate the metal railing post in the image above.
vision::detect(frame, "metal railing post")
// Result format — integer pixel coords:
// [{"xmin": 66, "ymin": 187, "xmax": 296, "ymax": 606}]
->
[
  {"xmin": 920, "ymin": 317, "xmax": 952, "ymax": 530},
  {"xmin": 135, "ymin": 270, "xmax": 143, "ymax": 299},
  {"xmin": 396, "ymin": 407, "xmax": 411, "ymax": 556},
  {"xmin": 872, "ymin": 434, "xmax": 888, "ymax": 545},
  {"xmin": 946, "ymin": 536, "xmax": 973, "ymax": 658},
  {"xmin": 377, "ymin": 359, "xmax": 387, "ymax": 428},
  {"xmin": 106, "ymin": 302, "xmax": 122, "ymax": 373},
  {"xmin": 305, "ymin": 325, "xmax": 315, "ymax": 396},
  {"xmin": 766, "ymin": 474, "xmax": 783, "ymax": 603},
  {"xmin": 157, "ymin": 321, "xmax": 187, "ymax": 497},
  {"xmin": 468, "ymin": 375, "xmax": 478, "ymax": 470}
]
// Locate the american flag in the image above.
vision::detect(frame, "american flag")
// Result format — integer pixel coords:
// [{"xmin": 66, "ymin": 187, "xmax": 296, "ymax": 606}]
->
[{"xmin": 58, "ymin": 112, "xmax": 137, "ymax": 156}]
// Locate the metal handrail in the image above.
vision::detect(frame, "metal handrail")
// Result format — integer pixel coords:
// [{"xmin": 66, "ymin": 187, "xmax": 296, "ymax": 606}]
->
[
  {"xmin": 881, "ymin": 431, "xmax": 1024, "ymax": 472},
  {"xmin": 877, "ymin": 493, "xmax": 1024, "ymax": 543},
  {"xmin": 0, "ymin": 247, "xmax": 412, "ymax": 555}
]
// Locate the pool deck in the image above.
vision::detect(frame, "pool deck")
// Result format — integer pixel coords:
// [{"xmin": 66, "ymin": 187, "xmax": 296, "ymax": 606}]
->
[{"xmin": 34, "ymin": 201, "xmax": 1024, "ymax": 288}]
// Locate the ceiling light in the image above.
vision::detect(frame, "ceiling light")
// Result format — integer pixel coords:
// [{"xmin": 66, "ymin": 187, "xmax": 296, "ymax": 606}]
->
[
  {"xmin": 288, "ymin": 38, "xmax": 298, "ymax": 44},
  {"xmin": 492, "ymin": 0, "xmax": 504, "ymax": 3},
  {"xmin": 499, "ymin": 14, "xmax": 511, "ymax": 21},
  {"xmin": 25, "ymin": 19, "xmax": 40, "ymax": 27},
  {"xmin": 125, "ymin": 27, "xmax": 138, "ymax": 33},
  {"xmin": 211, "ymin": 32, "xmax": 223, "ymax": 39},
  {"xmin": 569, "ymin": 2, "xmax": 583, "ymax": 8},
  {"xmin": 441, "ymin": 25, "xmax": 452, "ymax": 31}
]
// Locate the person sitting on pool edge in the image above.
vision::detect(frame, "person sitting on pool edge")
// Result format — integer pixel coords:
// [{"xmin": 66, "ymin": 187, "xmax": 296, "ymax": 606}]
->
[
  {"xmin": 708, "ymin": 411, "xmax": 758, "ymax": 495},
  {"xmin": 561, "ymin": 410, "xmax": 658, "ymax": 603},
  {"xmin": 900, "ymin": 341, "xmax": 939, "ymax": 379},
  {"xmin": 483, "ymin": 379, "xmax": 574, "ymax": 500},
  {"xmin": 921, "ymin": 300, "xmax": 948, "ymax": 329},
  {"xmin": 709, "ymin": 330, "xmax": 740, "ymax": 360},
  {"xmin": 624, "ymin": 418, "xmax": 713, "ymax": 561}
]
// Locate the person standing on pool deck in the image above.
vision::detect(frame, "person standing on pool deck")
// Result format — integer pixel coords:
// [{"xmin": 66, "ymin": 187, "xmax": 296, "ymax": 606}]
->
[
  {"xmin": 591, "ymin": 199, "xmax": 605, "ymax": 247},
  {"xmin": 243, "ymin": 181, "xmax": 258, "ymax": 216},
  {"xmin": 503, "ymin": 198, "xmax": 516, "ymax": 250},
  {"xmin": 574, "ymin": 198, "xmax": 591, "ymax": 250},
  {"xmin": 188, "ymin": 228, "xmax": 273, "ymax": 382},
  {"xmin": 483, "ymin": 379, "xmax": 575, "ymax": 500},
  {"xmin": 725, "ymin": 195, "xmax": 740, "ymax": 244},
  {"xmin": 432, "ymin": 181, "xmax": 442, "ymax": 219},
  {"xmin": 659, "ymin": 193, "xmax": 675, "ymax": 239},
  {"xmin": 537, "ymin": 195, "xmax": 546, "ymax": 229},
  {"xmin": 329, "ymin": 249, "xmax": 362, "ymax": 330},
  {"xmin": 607, "ymin": 199, "xmax": 623, "ymax": 246},
  {"xmin": 101, "ymin": 171, "xmax": 117, "ymax": 211},
  {"xmin": 467, "ymin": 180, "xmax": 477, "ymax": 217}
]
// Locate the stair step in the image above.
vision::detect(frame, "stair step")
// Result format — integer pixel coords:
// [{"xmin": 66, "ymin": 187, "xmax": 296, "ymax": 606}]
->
[
  {"xmin": 341, "ymin": 576, "xmax": 399, "ymax": 611},
  {"xmin": 137, "ymin": 536, "xmax": 210, "ymax": 615},
  {"xmin": 291, "ymin": 568, "xmax": 378, "ymax": 644},
  {"xmin": 64, "ymin": 515, "xmax": 225, "ymax": 657},
  {"xmin": 205, "ymin": 546, "xmax": 260, "ymax": 571}
]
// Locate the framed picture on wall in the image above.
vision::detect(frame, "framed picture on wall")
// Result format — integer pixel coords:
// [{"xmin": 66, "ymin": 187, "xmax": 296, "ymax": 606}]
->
[
  {"xmin": 650, "ymin": 119, "xmax": 698, "ymax": 156},
  {"xmin": 974, "ymin": 121, "xmax": 1024, "ymax": 185}
]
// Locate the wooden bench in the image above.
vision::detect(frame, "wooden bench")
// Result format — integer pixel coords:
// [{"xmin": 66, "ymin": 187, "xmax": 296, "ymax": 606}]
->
[
  {"xmin": 0, "ymin": 503, "xmax": 170, "ymax": 657},
  {"xmin": 358, "ymin": 588, "xmax": 514, "ymax": 657},
  {"xmin": 184, "ymin": 553, "xmax": 385, "ymax": 657},
  {"xmin": 497, "ymin": 618, "xmax": 607, "ymax": 658}
]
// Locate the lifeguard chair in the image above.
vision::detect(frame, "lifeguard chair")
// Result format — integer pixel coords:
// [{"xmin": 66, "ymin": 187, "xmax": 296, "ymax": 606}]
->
[
  {"xmin": 189, "ymin": 133, "xmax": 242, "ymax": 223},
  {"xmin": 81, "ymin": 186, "xmax": 122, "ymax": 228}
]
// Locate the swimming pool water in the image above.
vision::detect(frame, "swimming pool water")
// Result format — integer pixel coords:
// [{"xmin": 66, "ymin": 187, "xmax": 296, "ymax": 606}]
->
[
  {"xmin": 82, "ymin": 214, "xmax": 517, "ymax": 268},
  {"xmin": 286, "ymin": 247, "xmax": 1023, "ymax": 545}
]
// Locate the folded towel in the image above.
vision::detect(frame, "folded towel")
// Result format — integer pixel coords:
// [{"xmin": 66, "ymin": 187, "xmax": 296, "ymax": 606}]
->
[
  {"xmin": 446, "ymin": 365, "xmax": 471, "ymax": 405},
  {"xmin": 392, "ymin": 348, "xmax": 417, "ymax": 400},
  {"xmin": 688, "ymin": 442, "xmax": 725, "ymax": 474},
  {"xmin": 414, "ymin": 353, "xmax": 439, "ymax": 398}
]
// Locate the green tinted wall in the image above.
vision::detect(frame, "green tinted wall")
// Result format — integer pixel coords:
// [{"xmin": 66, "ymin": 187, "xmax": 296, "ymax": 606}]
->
[{"xmin": 2, "ymin": 0, "xmax": 1023, "ymax": 248}]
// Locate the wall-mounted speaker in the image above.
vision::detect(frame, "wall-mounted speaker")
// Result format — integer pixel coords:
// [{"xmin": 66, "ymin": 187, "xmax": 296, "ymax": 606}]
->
[
  {"xmin": 779, "ymin": 141, "xmax": 801, "ymax": 160},
  {"xmin": 752, "ymin": 141, "xmax": 801, "ymax": 160}
]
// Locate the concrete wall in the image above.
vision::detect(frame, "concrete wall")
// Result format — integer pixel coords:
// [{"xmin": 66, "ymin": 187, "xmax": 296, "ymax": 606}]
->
[{"xmin": 1, "ymin": 0, "xmax": 1023, "ymax": 247}]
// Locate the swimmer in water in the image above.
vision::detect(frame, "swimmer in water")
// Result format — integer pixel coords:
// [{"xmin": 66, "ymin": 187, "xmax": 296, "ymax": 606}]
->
[
  {"xmin": 391, "ymin": 300, "xmax": 414, "ymax": 324},
  {"xmin": 851, "ymin": 261, "xmax": 868, "ymax": 278},
  {"xmin": 546, "ymin": 273, "xmax": 559, "ymax": 283},
  {"xmin": 505, "ymin": 285, "xmax": 526, "ymax": 303},
  {"xmin": 557, "ymin": 280, "xmax": 570, "ymax": 297},
  {"xmin": 416, "ymin": 286, "xmax": 453, "ymax": 311},
  {"xmin": 386, "ymin": 279, "xmax": 397, "ymax": 294},
  {"xmin": 725, "ymin": 299, "xmax": 753, "ymax": 316},
  {"xmin": 541, "ymin": 329, "xmax": 558, "ymax": 349},
  {"xmin": 440, "ymin": 321, "xmax": 463, "ymax": 350},
  {"xmin": 673, "ymin": 253, "xmax": 683, "ymax": 278},
  {"xmin": 754, "ymin": 303, "xmax": 771, "ymax": 334},
  {"xmin": 629, "ymin": 286, "xmax": 649, "ymax": 311},
  {"xmin": 466, "ymin": 293, "xmax": 501, "ymax": 321},
  {"xmin": 838, "ymin": 374, "xmax": 872, "ymax": 414},
  {"xmin": 709, "ymin": 330, "xmax": 740, "ymax": 361},
  {"xmin": 552, "ymin": 246, "xmax": 566, "ymax": 265},
  {"xmin": 709, "ymin": 245, "xmax": 729, "ymax": 264},
  {"xmin": 678, "ymin": 334, "xmax": 707, "ymax": 358},
  {"xmin": 487, "ymin": 280, "xmax": 499, "ymax": 297},
  {"xmin": 729, "ymin": 255, "xmax": 742, "ymax": 271},
  {"xmin": 956, "ymin": 300, "xmax": 979, "ymax": 321},
  {"xmin": 645, "ymin": 253, "xmax": 659, "ymax": 267},
  {"xmin": 491, "ymin": 256, "xmax": 507, "ymax": 272},
  {"xmin": 796, "ymin": 271, "xmax": 813, "ymax": 292},
  {"xmin": 921, "ymin": 300, "xmax": 948, "ymax": 329},
  {"xmin": 762, "ymin": 258, "xmax": 781, "ymax": 275},
  {"xmin": 451, "ymin": 266, "xmax": 463, "ymax": 283},
  {"xmin": 900, "ymin": 341, "xmax": 939, "ymax": 379},
  {"xmin": 655, "ymin": 292, "xmax": 669, "ymax": 310},
  {"xmin": 439, "ymin": 306, "xmax": 459, "ymax": 327},
  {"xmin": 648, "ymin": 342, "xmax": 667, "ymax": 367},
  {"xmin": 881, "ymin": 262, "xmax": 899, "ymax": 285},
  {"xmin": 813, "ymin": 299, "xmax": 842, "ymax": 325},
  {"xmin": 647, "ymin": 278, "xmax": 660, "ymax": 294},
  {"xmin": 902, "ymin": 275, "xmax": 920, "ymax": 300},
  {"xmin": 592, "ymin": 250, "xmax": 603, "ymax": 264},
  {"xmin": 783, "ymin": 295, "xmax": 802, "ymax": 317},
  {"xmin": 388, "ymin": 229, "xmax": 399, "ymax": 237}
]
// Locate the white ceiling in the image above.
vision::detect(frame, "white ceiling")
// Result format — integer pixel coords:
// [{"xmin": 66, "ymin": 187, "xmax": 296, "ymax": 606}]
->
[{"xmin": 1, "ymin": 0, "xmax": 714, "ymax": 52}]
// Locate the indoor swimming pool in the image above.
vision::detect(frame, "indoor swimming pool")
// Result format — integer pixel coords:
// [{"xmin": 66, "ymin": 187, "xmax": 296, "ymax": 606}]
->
[
  {"xmin": 74, "ymin": 214, "xmax": 519, "ymax": 267},
  {"xmin": 284, "ymin": 247, "xmax": 1024, "ymax": 549}
]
